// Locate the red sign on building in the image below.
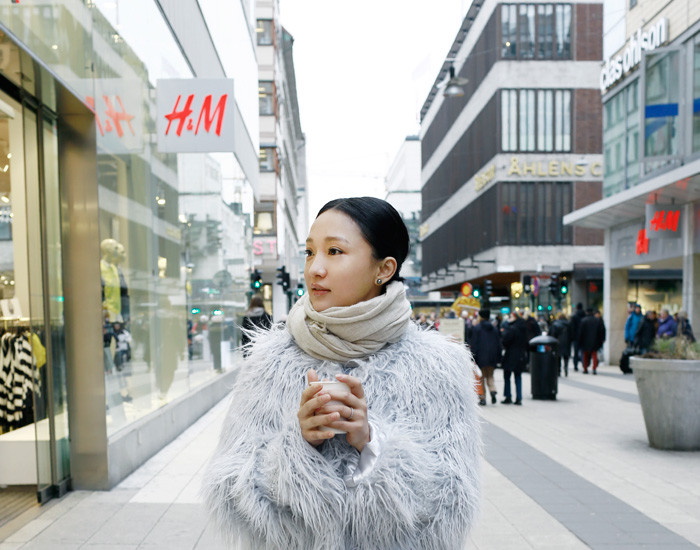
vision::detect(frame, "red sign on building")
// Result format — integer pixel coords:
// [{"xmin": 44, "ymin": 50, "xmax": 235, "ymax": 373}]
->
[{"xmin": 157, "ymin": 79, "xmax": 235, "ymax": 153}]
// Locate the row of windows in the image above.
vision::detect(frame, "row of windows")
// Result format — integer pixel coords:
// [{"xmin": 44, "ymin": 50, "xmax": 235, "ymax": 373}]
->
[
  {"xmin": 422, "ymin": 181, "xmax": 573, "ymax": 273},
  {"xmin": 259, "ymin": 81, "xmax": 275, "ymax": 116},
  {"xmin": 501, "ymin": 89, "xmax": 572, "ymax": 152},
  {"xmin": 256, "ymin": 19, "xmax": 274, "ymax": 46},
  {"xmin": 501, "ymin": 4, "xmax": 572, "ymax": 60}
]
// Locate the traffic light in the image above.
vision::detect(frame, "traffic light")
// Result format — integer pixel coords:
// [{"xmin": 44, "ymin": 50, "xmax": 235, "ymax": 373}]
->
[
  {"xmin": 250, "ymin": 269, "xmax": 262, "ymax": 290},
  {"xmin": 296, "ymin": 283, "xmax": 305, "ymax": 297},
  {"xmin": 472, "ymin": 286, "xmax": 481, "ymax": 299},
  {"xmin": 560, "ymin": 277, "xmax": 569, "ymax": 296},
  {"xmin": 523, "ymin": 274, "xmax": 532, "ymax": 294},
  {"xmin": 276, "ymin": 266, "xmax": 290, "ymax": 291},
  {"xmin": 484, "ymin": 279, "xmax": 493, "ymax": 299},
  {"xmin": 548, "ymin": 273, "xmax": 559, "ymax": 295}
]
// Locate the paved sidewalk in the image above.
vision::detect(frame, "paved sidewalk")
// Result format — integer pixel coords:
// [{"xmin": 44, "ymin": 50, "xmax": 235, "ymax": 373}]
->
[{"xmin": 1, "ymin": 364, "xmax": 699, "ymax": 549}]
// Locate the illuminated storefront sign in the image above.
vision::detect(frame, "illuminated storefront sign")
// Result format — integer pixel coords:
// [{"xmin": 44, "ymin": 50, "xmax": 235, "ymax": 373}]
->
[
  {"xmin": 600, "ymin": 18, "xmax": 669, "ymax": 94},
  {"xmin": 506, "ymin": 157, "xmax": 602, "ymax": 178},
  {"xmin": 253, "ymin": 237, "xmax": 277, "ymax": 258},
  {"xmin": 156, "ymin": 79, "xmax": 235, "ymax": 153},
  {"xmin": 645, "ymin": 204, "xmax": 682, "ymax": 239},
  {"xmin": 611, "ymin": 219, "xmax": 683, "ymax": 268}
]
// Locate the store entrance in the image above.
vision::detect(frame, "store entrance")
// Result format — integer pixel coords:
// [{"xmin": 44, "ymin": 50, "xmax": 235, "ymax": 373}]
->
[{"xmin": 0, "ymin": 64, "xmax": 71, "ymax": 525}]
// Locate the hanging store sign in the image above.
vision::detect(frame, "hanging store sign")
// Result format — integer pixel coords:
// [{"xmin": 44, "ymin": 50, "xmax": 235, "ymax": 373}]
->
[
  {"xmin": 157, "ymin": 79, "xmax": 235, "ymax": 153},
  {"xmin": 645, "ymin": 203, "xmax": 682, "ymax": 239},
  {"xmin": 610, "ymin": 219, "xmax": 683, "ymax": 268},
  {"xmin": 599, "ymin": 18, "xmax": 669, "ymax": 94}
]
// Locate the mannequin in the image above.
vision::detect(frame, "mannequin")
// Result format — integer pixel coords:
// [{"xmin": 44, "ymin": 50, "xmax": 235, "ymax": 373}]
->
[{"xmin": 100, "ymin": 239, "xmax": 122, "ymax": 323}]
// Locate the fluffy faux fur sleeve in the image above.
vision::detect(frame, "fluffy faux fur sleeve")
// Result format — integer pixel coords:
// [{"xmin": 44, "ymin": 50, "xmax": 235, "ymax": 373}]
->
[{"xmin": 202, "ymin": 323, "xmax": 482, "ymax": 550}]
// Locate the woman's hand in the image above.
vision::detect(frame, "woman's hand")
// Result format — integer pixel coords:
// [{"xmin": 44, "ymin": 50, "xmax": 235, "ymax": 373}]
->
[
  {"xmin": 318, "ymin": 373, "xmax": 370, "ymax": 453},
  {"xmin": 298, "ymin": 369, "xmax": 339, "ymax": 446}
]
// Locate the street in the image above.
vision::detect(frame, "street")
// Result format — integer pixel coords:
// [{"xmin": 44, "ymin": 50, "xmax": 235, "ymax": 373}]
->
[{"xmin": 1, "ymin": 365, "xmax": 698, "ymax": 549}]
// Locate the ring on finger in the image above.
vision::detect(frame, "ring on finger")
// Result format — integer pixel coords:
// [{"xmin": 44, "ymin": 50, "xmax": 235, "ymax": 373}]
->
[{"xmin": 348, "ymin": 407, "xmax": 354, "ymax": 420}]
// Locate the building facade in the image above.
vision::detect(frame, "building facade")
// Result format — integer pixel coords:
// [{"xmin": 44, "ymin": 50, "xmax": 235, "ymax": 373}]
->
[
  {"xmin": 565, "ymin": 0, "xmax": 700, "ymax": 364},
  {"xmin": 255, "ymin": 0, "xmax": 308, "ymax": 320},
  {"xmin": 419, "ymin": 1, "xmax": 605, "ymax": 316},
  {"xmin": 0, "ymin": 0, "xmax": 263, "ymax": 516}
]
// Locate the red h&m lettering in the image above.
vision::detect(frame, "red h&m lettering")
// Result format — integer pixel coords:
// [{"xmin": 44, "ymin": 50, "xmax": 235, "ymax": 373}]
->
[
  {"xmin": 636, "ymin": 229, "xmax": 649, "ymax": 255},
  {"xmin": 164, "ymin": 94, "xmax": 228, "ymax": 137},
  {"xmin": 195, "ymin": 94, "xmax": 227, "ymax": 136},
  {"xmin": 87, "ymin": 95, "xmax": 136, "ymax": 138},
  {"xmin": 164, "ymin": 94, "xmax": 194, "ymax": 137}
]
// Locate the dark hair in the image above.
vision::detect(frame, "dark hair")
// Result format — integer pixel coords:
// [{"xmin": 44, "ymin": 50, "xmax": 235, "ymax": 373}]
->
[
  {"xmin": 317, "ymin": 197, "xmax": 409, "ymax": 284},
  {"xmin": 249, "ymin": 294, "xmax": 264, "ymax": 309},
  {"xmin": 479, "ymin": 308, "xmax": 490, "ymax": 320}
]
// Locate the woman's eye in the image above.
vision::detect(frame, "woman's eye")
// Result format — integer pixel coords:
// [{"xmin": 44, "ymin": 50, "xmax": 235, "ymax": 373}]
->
[
  {"xmin": 304, "ymin": 249, "xmax": 313, "ymax": 257},
  {"xmin": 328, "ymin": 248, "xmax": 343, "ymax": 255}
]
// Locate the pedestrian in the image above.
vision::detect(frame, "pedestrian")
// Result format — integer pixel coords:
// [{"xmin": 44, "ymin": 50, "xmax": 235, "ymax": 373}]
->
[
  {"xmin": 470, "ymin": 308, "xmax": 501, "ymax": 405},
  {"xmin": 676, "ymin": 310, "xmax": 696, "ymax": 342},
  {"xmin": 624, "ymin": 303, "xmax": 643, "ymax": 346},
  {"xmin": 523, "ymin": 309, "xmax": 542, "ymax": 341},
  {"xmin": 501, "ymin": 310, "xmax": 529, "ymax": 405},
  {"xmin": 203, "ymin": 197, "xmax": 482, "ymax": 549},
  {"xmin": 570, "ymin": 302, "xmax": 586, "ymax": 371},
  {"xmin": 656, "ymin": 308, "xmax": 677, "ymax": 339},
  {"xmin": 634, "ymin": 310, "xmax": 657, "ymax": 354},
  {"xmin": 549, "ymin": 312, "xmax": 572, "ymax": 376},
  {"xmin": 240, "ymin": 294, "xmax": 272, "ymax": 356},
  {"xmin": 578, "ymin": 308, "xmax": 605, "ymax": 374}
]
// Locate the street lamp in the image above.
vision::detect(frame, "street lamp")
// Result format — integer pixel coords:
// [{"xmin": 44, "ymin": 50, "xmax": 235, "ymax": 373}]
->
[{"xmin": 442, "ymin": 66, "xmax": 469, "ymax": 98}]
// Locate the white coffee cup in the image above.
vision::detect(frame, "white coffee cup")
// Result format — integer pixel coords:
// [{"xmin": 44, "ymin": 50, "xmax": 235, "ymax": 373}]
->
[{"xmin": 310, "ymin": 380, "xmax": 351, "ymax": 434}]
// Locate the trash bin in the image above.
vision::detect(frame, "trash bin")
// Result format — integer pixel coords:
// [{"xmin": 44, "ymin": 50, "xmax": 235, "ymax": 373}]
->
[{"xmin": 529, "ymin": 335, "xmax": 559, "ymax": 400}]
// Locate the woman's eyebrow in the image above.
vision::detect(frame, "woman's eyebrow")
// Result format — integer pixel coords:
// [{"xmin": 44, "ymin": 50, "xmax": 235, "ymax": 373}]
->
[{"xmin": 306, "ymin": 236, "xmax": 350, "ymax": 244}]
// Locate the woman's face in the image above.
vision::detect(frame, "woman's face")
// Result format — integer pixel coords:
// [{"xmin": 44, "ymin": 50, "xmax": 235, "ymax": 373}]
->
[{"xmin": 304, "ymin": 209, "xmax": 386, "ymax": 312}]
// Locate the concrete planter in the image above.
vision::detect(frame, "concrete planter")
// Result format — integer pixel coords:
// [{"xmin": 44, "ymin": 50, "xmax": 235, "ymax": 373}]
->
[{"xmin": 631, "ymin": 357, "xmax": 700, "ymax": 451}]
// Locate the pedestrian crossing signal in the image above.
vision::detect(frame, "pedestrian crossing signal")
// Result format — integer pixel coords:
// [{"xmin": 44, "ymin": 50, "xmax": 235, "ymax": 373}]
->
[
  {"xmin": 296, "ymin": 284, "xmax": 304, "ymax": 297},
  {"xmin": 472, "ymin": 288, "xmax": 480, "ymax": 298},
  {"xmin": 560, "ymin": 284, "xmax": 568, "ymax": 295}
]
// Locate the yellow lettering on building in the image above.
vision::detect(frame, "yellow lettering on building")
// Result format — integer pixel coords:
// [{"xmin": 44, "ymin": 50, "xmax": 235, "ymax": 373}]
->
[
  {"xmin": 560, "ymin": 161, "xmax": 573, "ymax": 176},
  {"xmin": 590, "ymin": 161, "xmax": 603, "ymax": 177},
  {"xmin": 474, "ymin": 164, "xmax": 496, "ymax": 192},
  {"xmin": 548, "ymin": 160, "xmax": 559, "ymax": 176},
  {"xmin": 575, "ymin": 164, "xmax": 586, "ymax": 176},
  {"xmin": 523, "ymin": 161, "xmax": 537, "ymax": 175},
  {"xmin": 537, "ymin": 162, "xmax": 547, "ymax": 176},
  {"xmin": 508, "ymin": 156, "xmax": 522, "ymax": 176}
]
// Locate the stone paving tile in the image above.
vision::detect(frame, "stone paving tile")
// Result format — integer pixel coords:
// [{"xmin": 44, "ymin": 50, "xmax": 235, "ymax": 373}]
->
[
  {"xmin": 193, "ymin": 522, "xmax": 228, "ymax": 550},
  {"xmin": 139, "ymin": 504, "xmax": 209, "ymax": 549},
  {"xmin": 85, "ymin": 503, "xmax": 168, "ymax": 545},
  {"xmin": 26, "ymin": 501, "xmax": 122, "ymax": 545}
]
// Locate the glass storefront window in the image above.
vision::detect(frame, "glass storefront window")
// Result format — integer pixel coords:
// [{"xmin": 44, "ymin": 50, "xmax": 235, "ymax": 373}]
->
[{"xmin": 644, "ymin": 50, "xmax": 680, "ymax": 159}]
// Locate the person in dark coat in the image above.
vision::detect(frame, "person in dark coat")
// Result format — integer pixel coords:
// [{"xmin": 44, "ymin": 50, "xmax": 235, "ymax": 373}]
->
[
  {"xmin": 677, "ymin": 310, "xmax": 696, "ymax": 342},
  {"xmin": 656, "ymin": 309, "xmax": 677, "ymax": 339},
  {"xmin": 570, "ymin": 302, "xmax": 586, "ymax": 372},
  {"xmin": 634, "ymin": 310, "xmax": 657, "ymax": 353},
  {"xmin": 241, "ymin": 294, "xmax": 273, "ymax": 357},
  {"xmin": 549, "ymin": 313, "xmax": 572, "ymax": 376},
  {"xmin": 501, "ymin": 311, "xmax": 529, "ymax": 405},
  {"xmin": 470, "ymin": 308, "xmax": 502, "ymax": 405},
  {"xmin": 578, "ymin": 308, "xmax": 605, "ymax": 374}
]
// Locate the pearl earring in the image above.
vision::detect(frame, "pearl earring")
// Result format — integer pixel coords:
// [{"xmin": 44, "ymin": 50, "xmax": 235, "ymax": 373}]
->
[{"xmin": 376, "ymin": 278, "xmax": 382, "ymax": 285}]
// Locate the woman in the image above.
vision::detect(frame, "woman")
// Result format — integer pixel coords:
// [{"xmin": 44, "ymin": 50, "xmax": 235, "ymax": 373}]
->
[
  {"xmin": 501, "ymin": 310, "xmax": 528, "ymax": 405},
  {"xmin": 203, "ymin": 197, "xmax": 482, "ymax": 549}
]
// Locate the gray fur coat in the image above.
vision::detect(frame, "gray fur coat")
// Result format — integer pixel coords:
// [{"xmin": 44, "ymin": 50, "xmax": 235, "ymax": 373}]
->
[{"xmin": 202, "ymin": 323, "xmax": 482, "ymax": 549}]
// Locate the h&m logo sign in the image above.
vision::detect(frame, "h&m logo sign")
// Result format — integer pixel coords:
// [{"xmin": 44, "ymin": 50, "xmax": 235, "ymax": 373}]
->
[{"xmin": 157, "ymin": 79, "xmax": 235, "ymax": 153}]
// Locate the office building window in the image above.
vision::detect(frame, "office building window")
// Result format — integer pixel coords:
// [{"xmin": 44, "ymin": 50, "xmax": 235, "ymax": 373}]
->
[
  {"xmin": 644, "ymin": 50, "xmax": 679, "ymax": 158},
  {"xmin": 501, "ymin": 89, "xmax": 571, "ymax": 152},
  {"xmin": 603, "ymin": 79, "xmax": 640, "ymax": 197},
  {"xmin": 256, "ymin": 19, "xmax": 274, "ymax": 46},
  {"xmin": 259, "ymin": 146, "xmax": 277, "ymax": 172},
  {"xmin": 502, "ymin": 4, "xmax": 518, "ymax": 58},
  {"xmin": 501, "ymin": 181, "xmax": 572, "ymax": 245},
  {"xmin": 501, "ymin": 4, "xmax": 571, "ymax": 60},
  {"xmin": 259, "ymin": 81, "xmax": 275, "ymax": 115},
  {"xmin": 693, "ymin": 42, "xmax": 700, "ymax": 152},
  {"xmin": 555, "ymin": 5, "xmax": 572, "ymax": 59}
]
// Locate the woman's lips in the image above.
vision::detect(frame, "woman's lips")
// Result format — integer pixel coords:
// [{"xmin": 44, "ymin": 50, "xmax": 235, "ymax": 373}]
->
[{"xmin": 311, "ymin": 288, "xmax": 329, "ymax": 296}]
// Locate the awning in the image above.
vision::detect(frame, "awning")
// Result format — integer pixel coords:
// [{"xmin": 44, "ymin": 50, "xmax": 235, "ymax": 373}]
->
[{"xmin": 564, "ymin": 157, "xmax": 700, "ymax": 229}]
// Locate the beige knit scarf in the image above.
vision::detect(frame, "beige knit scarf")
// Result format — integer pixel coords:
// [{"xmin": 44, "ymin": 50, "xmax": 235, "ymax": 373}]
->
[{"xmin": 286, "ymin": 281, "xmax": 412, "ymax": 362}]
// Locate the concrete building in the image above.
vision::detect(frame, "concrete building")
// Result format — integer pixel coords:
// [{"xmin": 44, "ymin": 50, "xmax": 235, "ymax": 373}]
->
[
  {"xmin": 255, "ymin": 0, "xmax": 308, "ymax": 320},
  {"xmin": 565, "ymin": 0, "xmax": 700, "ymax": 364},
  {"xmin": 419, "ymin": 1, "xmax": 606, "ymax": 317}
]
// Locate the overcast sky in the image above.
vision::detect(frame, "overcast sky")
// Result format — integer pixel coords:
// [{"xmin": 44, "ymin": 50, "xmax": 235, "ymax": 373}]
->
[{"xmin": 280, "ymin": 1, "xmax": 470, "ymax": 222}]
